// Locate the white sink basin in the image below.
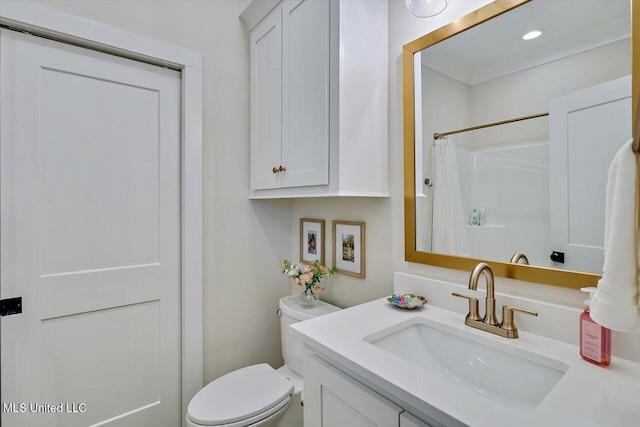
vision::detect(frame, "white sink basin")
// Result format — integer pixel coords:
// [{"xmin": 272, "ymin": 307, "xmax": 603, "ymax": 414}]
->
[{"xmin": 365, "ymin": 319, "xmax": 568, "ymax": 409}]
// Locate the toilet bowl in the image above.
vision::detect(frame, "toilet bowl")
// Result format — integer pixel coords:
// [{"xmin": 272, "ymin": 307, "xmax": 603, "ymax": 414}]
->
[{"xmin": 186, "ymin": 295, "xmax": 340, "ymax": 427}]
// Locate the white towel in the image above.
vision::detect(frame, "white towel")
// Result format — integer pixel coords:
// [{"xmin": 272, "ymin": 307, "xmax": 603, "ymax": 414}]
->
[{"xmin": 590, "ymin": 139, "xmax": 639, "ymax": 331}]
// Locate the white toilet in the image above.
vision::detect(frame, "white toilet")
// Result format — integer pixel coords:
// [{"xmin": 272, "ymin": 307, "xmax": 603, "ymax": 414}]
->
[{"xmin": 186, "ymin": 295, "xmax": 341, "ymax": 427}]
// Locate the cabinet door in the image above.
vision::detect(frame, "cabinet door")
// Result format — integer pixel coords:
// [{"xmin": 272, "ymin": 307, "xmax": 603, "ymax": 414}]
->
[
  {"xmin": 401, "ymin": 412, "xmax": 432, "ymax": 427},
  {"xmin": 304, "ymin": 355, "xmax": 402, "ymax": 427},
  {"xmin": 250, "ymin": 8, "xmax": 282, "ymax": 190},
  {"xmin": 281, "ymin": 0, "xmax": 330, "ymax": 188}
]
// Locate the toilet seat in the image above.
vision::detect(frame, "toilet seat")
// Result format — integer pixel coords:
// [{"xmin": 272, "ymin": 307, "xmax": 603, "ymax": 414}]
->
[{"xmin": 187, "ymin": 363, "xmax": 293, "ymax": 427}]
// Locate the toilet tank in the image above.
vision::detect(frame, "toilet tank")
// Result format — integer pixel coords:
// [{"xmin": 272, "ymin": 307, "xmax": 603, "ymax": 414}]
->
[{"xmin": 278, "ymin": 295, "xmax": 340, "ymax": 375}]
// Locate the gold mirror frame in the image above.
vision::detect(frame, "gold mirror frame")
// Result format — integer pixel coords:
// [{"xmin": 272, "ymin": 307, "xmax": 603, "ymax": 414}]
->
[{"xmin": 403, "ymin": 0, "xmax": 639, "ymax": 289}]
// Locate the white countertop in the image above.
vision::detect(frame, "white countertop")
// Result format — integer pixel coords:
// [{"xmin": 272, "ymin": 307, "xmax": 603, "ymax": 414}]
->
[{"xmin": 292, "ymin": 298, "xmax": 640, "ymax": 427}]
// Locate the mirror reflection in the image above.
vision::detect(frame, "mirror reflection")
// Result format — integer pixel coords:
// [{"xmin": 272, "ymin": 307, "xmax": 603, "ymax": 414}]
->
[{"xmin": 413, "ymin": 0, "xmax": 631, "ymax": 274}]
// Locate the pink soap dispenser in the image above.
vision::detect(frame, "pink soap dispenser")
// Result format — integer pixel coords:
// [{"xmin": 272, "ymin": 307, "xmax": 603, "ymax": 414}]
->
[{"xmin": 580, "ymin": 287, "xmax": 611, "ymax": 366}]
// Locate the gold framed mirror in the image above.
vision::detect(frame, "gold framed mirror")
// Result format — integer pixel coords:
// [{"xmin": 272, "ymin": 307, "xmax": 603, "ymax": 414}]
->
[{"xmin": 404, "ymin": 0, "xmax": 638, "ymax": 289}]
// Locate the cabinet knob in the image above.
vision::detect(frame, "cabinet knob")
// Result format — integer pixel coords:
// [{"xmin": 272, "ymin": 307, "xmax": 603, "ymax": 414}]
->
[
  {"xmin": 272, "ymin": 167, "xmax": 279, "ymax": 174},
  {"xmin": 279, "ymin": 165, "xmax": 286, "ymax": 172}
]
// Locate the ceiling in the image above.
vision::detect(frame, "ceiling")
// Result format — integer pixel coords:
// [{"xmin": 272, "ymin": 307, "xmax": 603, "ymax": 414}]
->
[{"xmin": 421, "ymin": 0, "xmax": 631, "ymax": 86}]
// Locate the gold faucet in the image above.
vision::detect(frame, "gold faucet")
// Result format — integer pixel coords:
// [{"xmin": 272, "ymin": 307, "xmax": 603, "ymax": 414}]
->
[
  {"xmin": 453, "ymin": 262, "xmax": 537, "ymax": 338},
  {"xmin": 509, "ymin": 252, "xmax": 529, "ymax": 265}
]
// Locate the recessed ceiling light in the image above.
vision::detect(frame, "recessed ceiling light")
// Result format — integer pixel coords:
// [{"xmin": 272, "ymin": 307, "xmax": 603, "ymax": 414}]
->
[{"xmin": 522, "ymin": 30, "xmax": 543, "ymax": 41}]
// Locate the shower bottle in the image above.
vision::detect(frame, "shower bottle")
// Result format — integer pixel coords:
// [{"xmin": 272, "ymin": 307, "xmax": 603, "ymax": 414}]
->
[{"xmin": 469, "ymin": 208, "xmax": 480, "ymax": 226}]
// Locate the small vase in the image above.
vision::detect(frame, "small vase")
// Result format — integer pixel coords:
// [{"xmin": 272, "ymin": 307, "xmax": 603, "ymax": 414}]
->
[{"xmin": 298, "ymin": 287, "xmax": 319, "ymax": 305}]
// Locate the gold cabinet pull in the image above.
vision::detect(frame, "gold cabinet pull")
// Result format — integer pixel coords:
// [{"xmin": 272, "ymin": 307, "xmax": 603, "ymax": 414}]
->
[
  {"xmin": 272, "ymin": 167, "xmax": 279, "ymax": 174},
  {"xmin": 279, "ymin": 165, "xmax": 286, "ymax": 172}
]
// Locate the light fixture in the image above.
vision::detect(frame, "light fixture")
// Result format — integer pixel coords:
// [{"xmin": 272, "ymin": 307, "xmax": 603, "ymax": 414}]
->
[
  {"xmin": 522, "ymin": 29, "xmax": 543, "ymax": 40},
  {"xmin": 405, "ymin": 0, "xmax": 448, "ymax": 18}
]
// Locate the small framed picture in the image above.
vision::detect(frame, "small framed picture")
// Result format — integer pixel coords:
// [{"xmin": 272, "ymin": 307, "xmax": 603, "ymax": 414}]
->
[
  {"xmin": 300, "ymin": 218, "xmax": 325, "ymax": 265},
  {"xmin": 332, "ymin": 220, "xmax": 366, "ymax": 278}
]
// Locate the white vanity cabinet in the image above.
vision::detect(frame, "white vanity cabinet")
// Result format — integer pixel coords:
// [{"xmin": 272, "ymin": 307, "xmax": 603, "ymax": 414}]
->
[
  {"xmin": 401, "ymin": 412, "xmax": 431, "ymax": 427},
  {"xmin": 242, "ymin": 0, "xmax": 388, "ymax": 198},
  {"xmin": 304, "ymin": 355, "xmax": 432, "ymax": 427}
]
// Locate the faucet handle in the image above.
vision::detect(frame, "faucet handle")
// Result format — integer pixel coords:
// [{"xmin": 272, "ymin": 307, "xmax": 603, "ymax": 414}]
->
[
  {"xmin": 500, "ymin": 306, "xmax": 538, "ymax": 335},
  {"xmin": 452, "ymin": 293, "xmax": 482, "ymax": 321}
]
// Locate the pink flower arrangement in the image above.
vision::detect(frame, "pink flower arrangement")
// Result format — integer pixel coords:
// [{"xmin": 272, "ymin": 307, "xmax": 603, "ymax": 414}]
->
[{"xmin": 282, "ymin": 260, "xmax": 335, "ymax": 296}]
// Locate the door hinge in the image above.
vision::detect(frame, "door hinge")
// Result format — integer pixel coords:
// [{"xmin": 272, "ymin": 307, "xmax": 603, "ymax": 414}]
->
[{"xmin": 0, "ymin": 297, "xmax": 22, "ymax": 316}]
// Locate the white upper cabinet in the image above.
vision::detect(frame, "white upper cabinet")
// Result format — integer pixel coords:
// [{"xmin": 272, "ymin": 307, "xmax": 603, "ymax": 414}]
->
[
  {"xmin": 242, "ymin": 0, "xmax": 389, "ymax": 198},
  {"xmin": 250, "ymin": 10, "xmax": 282, "ymax": 190},
  {"xmin": 281, "ymin": 0, "xmax": 330, "ymax": 189}
]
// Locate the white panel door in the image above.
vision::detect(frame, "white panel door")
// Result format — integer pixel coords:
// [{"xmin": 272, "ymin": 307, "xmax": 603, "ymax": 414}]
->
[
  {"xmin": 281, "ymin": 0, "xmax": 330, "ymax": 188},
  {"xmin": 549, "ymin": 75, "xmax": 631, "ymax": 274},
  {"xmin": 250, "ymin": 8, "xmax": 283, "ymax": 190},
  {"xmin": 0, "ymin": 29, "xmax": 181, "ymax": 427}
]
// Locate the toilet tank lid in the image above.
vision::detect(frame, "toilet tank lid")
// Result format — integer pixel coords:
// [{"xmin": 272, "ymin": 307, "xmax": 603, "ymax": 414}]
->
[
  {"xmin": 187, "ymin": 363, "xmax": 292, "ymax": 426},
  {"xmin": 279, "ymin": 295, "xmax": 341, "ymax": 321}
]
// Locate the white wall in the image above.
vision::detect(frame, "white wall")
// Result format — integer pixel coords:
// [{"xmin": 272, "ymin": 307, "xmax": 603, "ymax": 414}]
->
[
  {"xmin": 290, "ymin": 198, "xmax": 393, "ymax": 308},
  {"xmin": 421, "ymin": 66, "xmax": 471, "ymax": 150},
  {"xmin": 27, "ymin": 0, "xmax": 294, "ymax": 383},
  {"xmin": 470, "ymin": 38, "xmax": 631, "ymax": 149}
]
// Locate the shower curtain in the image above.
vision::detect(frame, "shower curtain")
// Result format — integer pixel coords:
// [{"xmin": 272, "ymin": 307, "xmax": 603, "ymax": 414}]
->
[{"xmin": 432, "ymin": 138, "xmax": 470, "ymax": 256}]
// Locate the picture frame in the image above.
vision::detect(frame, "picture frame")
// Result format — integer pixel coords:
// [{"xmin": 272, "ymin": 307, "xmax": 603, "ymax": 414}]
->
[
  {"xmin": 300, "ymin": 218, "xmax": 325, "ymax": 265},
  {"xmin": 332, "ymin": 220, "xmax": 366, "ymax": 278}
]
